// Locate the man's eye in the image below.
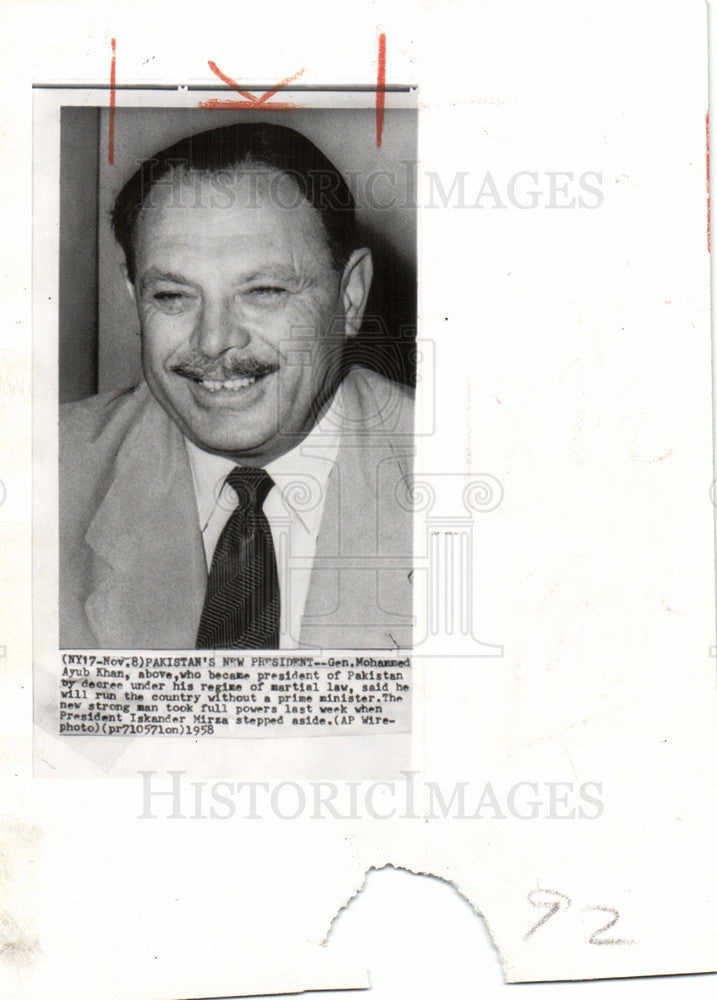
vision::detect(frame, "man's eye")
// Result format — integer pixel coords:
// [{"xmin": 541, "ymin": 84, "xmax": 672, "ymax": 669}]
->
[
  {"xmin": 152, "ymin": 291, "xmax": 192, "ymax": 312},
  {"xmin": 248, "ymin": 286, "xmax": 287, "ymax": 298}
]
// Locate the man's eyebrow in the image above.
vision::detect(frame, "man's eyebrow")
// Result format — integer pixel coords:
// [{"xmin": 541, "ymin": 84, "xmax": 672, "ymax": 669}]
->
[
  {"xmin": 139, "ymin": 268, "xmax": 194, "ymax": 290},
  {"xmin": 238, "ymin": 265, "xmax": 300, "ymax": 283},
  {"xmin": 139, "ymin": 265, "xmax": 303, "ymax": 289}
]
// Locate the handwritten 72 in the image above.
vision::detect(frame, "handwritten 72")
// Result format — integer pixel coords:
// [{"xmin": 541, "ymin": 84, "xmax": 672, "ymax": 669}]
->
[{"xmin": 524, "ymin": 889, "xmax": 636, "ymax": 945}]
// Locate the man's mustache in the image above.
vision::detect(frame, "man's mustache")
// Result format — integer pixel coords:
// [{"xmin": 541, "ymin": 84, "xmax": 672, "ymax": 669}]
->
[{"xmin": 171, "ymin": 356, "xmax": 280, "ymax": 381}]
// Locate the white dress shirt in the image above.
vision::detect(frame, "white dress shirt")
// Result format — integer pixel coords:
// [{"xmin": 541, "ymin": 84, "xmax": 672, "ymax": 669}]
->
[{"xmin": 184, "ymin": 388, "xmax": 342, "ymax": 649}]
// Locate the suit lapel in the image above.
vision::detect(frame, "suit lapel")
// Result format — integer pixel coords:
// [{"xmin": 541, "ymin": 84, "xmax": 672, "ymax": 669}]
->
[
  {"xmin": 299, "ymin": 370, "xmax": 414, "ymax": 650},
  {"xmin": 84, "ymin": 393, "xmax": 207, "ymax": 648}
]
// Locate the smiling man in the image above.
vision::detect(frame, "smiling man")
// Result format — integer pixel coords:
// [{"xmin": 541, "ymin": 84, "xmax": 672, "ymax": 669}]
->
[{"xmin": 59, "ymin": 122, "xmax": 414, "ymax": 650}]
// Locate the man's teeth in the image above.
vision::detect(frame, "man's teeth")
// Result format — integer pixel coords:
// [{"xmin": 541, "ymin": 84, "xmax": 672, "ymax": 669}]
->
[{"xmin": 199, "ymin": 376, "xmax": 257, "ymax": 392}]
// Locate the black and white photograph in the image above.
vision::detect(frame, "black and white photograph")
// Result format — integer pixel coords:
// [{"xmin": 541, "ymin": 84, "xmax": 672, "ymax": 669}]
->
[{"xmin": 58, "ymin": 105, "xmax": 417, "ymax": 651}]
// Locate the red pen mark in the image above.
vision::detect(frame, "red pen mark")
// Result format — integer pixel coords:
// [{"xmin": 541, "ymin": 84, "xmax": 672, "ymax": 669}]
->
[
  {"xmin": 108, "ymin": 38, "xmax": 116, "ymax": 165},
  {"xmin": 376, "ymin": 32, "xmax": 386, "ymax": 148},
  {"xmin": 199, "ymin": 63, "xmax": 305, "ymax": 110},
  {"xmin": 706, "ymin": 110, "xmax": 711, "ymax": 253}
]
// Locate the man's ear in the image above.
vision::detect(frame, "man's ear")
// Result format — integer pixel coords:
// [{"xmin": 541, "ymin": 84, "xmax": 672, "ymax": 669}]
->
[{"xmin": 340, "ymin": 248, "xmax": 373, "ymax": 338}]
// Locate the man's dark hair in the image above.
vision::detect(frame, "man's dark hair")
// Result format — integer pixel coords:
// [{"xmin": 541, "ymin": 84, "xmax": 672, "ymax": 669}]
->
[{"xmin": 111, "ymin": 121, "xmax": 358, "ymax": 283}]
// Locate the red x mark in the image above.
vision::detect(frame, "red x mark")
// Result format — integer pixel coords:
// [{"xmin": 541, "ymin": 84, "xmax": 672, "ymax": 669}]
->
[{"xmin": 199, "ymin": 62, "xmax": 306, "ymax": 109}]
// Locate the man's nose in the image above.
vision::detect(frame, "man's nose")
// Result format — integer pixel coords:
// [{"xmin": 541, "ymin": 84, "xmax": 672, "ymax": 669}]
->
[{"xmin": 193, "ymin": 299, "xmax": 250, "ymax": 357}]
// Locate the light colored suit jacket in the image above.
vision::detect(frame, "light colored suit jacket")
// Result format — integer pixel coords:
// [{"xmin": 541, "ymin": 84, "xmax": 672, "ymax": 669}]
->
[{"xmin": 60, "ymin": 366, "xmax": 414, "ymax": 650}]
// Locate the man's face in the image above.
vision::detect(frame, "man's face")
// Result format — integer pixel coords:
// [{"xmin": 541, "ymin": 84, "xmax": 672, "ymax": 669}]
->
[{"xmin": 131, "ymin": 167, "xmax": 368, "ymax": 464}]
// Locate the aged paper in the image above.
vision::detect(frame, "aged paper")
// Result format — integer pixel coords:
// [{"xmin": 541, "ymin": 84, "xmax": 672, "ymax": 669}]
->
[{"xmin": 0, "ymin": 0, "xmax": 715, "ymax": 997}]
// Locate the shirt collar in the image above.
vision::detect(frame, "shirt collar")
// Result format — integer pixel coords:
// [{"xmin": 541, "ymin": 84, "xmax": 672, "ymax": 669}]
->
[{"xmin": 184, "ymin": 385, "xmax": 343, "ymax": 535}]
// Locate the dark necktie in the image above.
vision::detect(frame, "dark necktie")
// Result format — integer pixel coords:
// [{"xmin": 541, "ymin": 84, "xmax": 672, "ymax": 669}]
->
[{"xmin": 195, "ymin": 466, "xmax": 280, "ymax": 649}]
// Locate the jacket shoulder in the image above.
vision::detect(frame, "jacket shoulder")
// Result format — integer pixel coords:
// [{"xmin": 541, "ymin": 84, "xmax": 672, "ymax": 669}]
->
[
  {"xmin": 342, "ymin": 366, "xmax": 415, "ymax": 439},
  {"xmin": 60, "ymin": 384, "xmax": 148, "ymax": 450},
  {"xmin": 59, "ymin": 384, "xmax": 153, "ymax": 518}
]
